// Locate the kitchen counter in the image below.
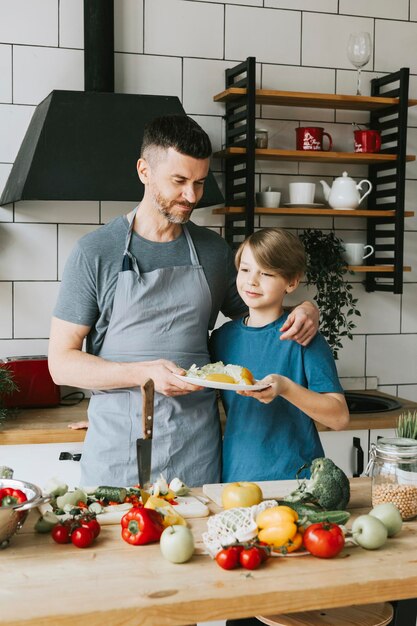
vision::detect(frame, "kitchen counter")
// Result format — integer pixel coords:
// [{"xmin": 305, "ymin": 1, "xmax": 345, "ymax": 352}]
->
[
  {"xmin": 1, "ymin": 390, "xmax": 417, "ymax": 445},
  {"xmin": 2, "ymin": 477, "xmax": 417, "ymax": 625}
]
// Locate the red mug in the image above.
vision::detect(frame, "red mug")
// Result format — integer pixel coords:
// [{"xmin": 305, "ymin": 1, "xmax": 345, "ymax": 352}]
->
[
  {"xmin": 295, "ymin": 127, "xmax": 333, "ymax": 151},
  {"xmin": 354, "ymin": 129, "xmax": 381, "ymax": 153}
]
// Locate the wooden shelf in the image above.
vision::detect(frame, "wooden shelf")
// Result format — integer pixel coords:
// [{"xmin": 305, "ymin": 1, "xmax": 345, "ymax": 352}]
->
[
  {"xmin": 347, "ymin": 265, "xmax": 411, "ymax": 272},
  {"xmin": 214, "ymin": 146, "xmax": 416, "ymax": 165},
  {"xmin": 213, "ymin": 206, "xmax": 415, "ymax": 218},
  {"xmin": 213, "ymin": 87, "xmax": 417, "ymax": 111}
]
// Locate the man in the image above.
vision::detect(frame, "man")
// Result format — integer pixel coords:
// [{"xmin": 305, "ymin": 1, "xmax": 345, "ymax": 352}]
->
[{"xmin": 48, "ymin": 114, "xmax": 318, "ymax": 488}]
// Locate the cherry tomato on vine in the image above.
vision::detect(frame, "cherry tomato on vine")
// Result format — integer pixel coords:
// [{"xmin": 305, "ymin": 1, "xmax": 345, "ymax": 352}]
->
[
  {"xmin": 51, "ymin": 523, "xmax": 71, "ymax": 544},
  {"xmin": 215, "ymin": 546, "xmax": 242, "ymax": 570},
  {"xmin": 256, "ymin": 542, "xmax": 270, "ymax": 561},
  {"xmin": 81, "ymin": 517, "xmax": 101, "ymax": 539},
  {"xmin": 303, "ymin": 522, "xmax": 345, "ymax": 559},
  {"xmin": 71, "ymin": 526, "xmax": 95, "ymax": 548},
  {"xmin": 239, "ymin": 547, "xmax": 263, "ymax": 570}
]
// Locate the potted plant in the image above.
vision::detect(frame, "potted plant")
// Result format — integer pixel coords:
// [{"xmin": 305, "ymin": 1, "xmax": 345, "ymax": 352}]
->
[
  {"xmin": 396, "ymin": 410, "xmax": 417, "ymax": 440},
  {"xmin": 299, "ymin": 229, "xmax": 361, "ymax": 359},
  {"xmin": 0, "ymin": 367, "xmax": 18, "ymax": 422}
]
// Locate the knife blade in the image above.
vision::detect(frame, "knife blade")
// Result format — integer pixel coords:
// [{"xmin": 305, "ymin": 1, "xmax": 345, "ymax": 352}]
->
[{"xmin": 136, "ymin": 378, "xmax": 154, "ymax": 490}]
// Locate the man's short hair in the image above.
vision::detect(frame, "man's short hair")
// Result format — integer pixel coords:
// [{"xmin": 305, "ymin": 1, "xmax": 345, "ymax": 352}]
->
[{"xmin": 141, "ymin": 114, "xmax": 212, "ymax": 159}]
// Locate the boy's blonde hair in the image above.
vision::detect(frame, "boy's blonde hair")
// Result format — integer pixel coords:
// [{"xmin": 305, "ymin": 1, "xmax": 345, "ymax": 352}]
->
[{"xmin": 235, "ymin": 228, "xmax": 306, "ymax": 281}]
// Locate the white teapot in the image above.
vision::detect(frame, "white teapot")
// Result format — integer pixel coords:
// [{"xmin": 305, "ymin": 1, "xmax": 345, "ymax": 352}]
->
[{"xmin": 320, "ymin": 171, "xmax": 372, "ymax": 210}]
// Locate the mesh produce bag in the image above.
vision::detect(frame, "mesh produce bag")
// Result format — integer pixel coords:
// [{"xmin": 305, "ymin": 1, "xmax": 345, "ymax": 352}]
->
[{"xmin": 202, "ymin": 499, "xmax": 278, "ymax": 558}]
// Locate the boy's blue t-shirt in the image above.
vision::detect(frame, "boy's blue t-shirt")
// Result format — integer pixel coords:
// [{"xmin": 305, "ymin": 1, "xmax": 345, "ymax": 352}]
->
[{"xmin": 209, "ymin": 312, "xmax": 344, "ymax": 482}]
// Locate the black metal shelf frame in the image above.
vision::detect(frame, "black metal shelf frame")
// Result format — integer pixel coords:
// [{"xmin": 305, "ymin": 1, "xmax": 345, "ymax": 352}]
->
[
  {"xmin": 367, "ymin": 68, "xmax": 410, "ymax": 294},
  {"xmin": 219, "ymin": 57, "xmax": 411, "ymax": 294}
]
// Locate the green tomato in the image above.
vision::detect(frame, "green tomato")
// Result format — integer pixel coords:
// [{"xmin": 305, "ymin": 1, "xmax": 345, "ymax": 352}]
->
[
  {"xmin": 369, "ymin": 503, "xmax": 403, "ymax": 537},
  {"xmin": 159, "ymin": 525, "xmax": 195, "ymax": 564},
  {"xmin": 351, "ymin": 514, "xmax": 388, "ymax": 550}
]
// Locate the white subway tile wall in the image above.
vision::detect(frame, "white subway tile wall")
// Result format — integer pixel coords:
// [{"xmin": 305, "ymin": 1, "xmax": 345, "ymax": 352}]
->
[
  {"xmin": 0, "ymin": 0, "xmax": 416, "ymax": 406},
  {"xmin": 114, "ymin": 0, "xmax": 144, "ymax": 54},
  {"xmin": 114, "ymin": 53, "xmax": 182, "ymax": 99}
]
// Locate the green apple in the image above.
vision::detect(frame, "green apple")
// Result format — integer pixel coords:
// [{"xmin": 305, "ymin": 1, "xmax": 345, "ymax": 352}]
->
[
  {"xmin": 351, "ymin": 514, "xmax": 388, "ymax": 550},
  {"xmin": 369, "ymin": 503, "xmax": 403, "ymax": 537},
  {"xmin": 159, "ymin": 525, "xmax": 195, "ymax": 564}
]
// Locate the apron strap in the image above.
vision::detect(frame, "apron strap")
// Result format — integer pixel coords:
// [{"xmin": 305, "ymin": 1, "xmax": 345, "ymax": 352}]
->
[
  {"xmin": 122, "ymin": 210, "xmax": 200, "ymax": 273},
  {"xmin": 122, "ymin": 205, "xmax": 141, "ymax": 275},
  {"xmin": 183, "ymin": 225, "xmax": 201, "ymax": 267}
]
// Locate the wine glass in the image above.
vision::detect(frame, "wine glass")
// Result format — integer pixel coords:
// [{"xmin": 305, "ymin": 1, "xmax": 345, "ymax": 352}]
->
[{"xmin": 347, "ymin": 32, "xmax": 372, "ymax": 96}]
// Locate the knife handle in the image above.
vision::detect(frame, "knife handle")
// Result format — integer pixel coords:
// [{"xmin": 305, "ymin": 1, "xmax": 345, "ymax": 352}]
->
[{"xmin": 141, "ymin": 379, "xmax": 154, "ymax": 440}]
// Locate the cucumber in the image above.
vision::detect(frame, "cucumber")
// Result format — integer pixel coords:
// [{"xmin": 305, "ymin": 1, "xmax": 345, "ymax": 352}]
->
[
  {"xmin": 280, "ymin": 501, "xmax": 350, "ymax": 526},
  {"xmin": 94, "ymin": 486, "xmax": 127, "ymax": 503}
]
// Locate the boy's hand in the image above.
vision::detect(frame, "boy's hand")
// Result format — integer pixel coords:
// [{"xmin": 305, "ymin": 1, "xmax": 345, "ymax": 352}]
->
[
  {"xmin": 237, "ymin": 375, "xmax": 286, "ymax": 404},
  {"xmin": 280, "ymin": 301, "xmax": 319, "ymax": 345}
]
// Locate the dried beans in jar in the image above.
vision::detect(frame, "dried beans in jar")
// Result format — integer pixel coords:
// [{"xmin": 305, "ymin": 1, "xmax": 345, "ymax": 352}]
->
[{"xmin": 366, "ymin": 437, "xmax": 417, "ymax": 520}]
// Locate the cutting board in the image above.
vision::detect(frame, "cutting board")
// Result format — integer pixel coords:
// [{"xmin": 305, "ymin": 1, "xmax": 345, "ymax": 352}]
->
[{"xmin": 203, "ymin": 480, "xmax": 299, "ymax": 507}]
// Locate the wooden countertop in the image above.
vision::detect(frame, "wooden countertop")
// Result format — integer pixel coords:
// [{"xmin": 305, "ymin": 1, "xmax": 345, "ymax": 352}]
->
[
  {"xmin": 1, "ymin": 390, "xmax": 416, "ymax": 445},
  {"xmin": 2, "ymin": 478, "xmax": 417, "ymax": 625}
]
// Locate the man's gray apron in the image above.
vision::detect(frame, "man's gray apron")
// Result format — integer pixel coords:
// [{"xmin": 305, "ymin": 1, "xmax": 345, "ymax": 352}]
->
[{"xmin": 81, "ymin": 207, "xmax": 222, "ymax": 487}]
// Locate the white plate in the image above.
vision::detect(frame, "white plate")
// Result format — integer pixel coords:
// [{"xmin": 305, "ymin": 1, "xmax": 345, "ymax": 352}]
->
[
  {"xmin": 173, "ymin": 373, "xmax": 270, "ymax": 391},
  {"xmin": 284, "ymin": 202, "xmax": 325, "ymax": 208},
  {"xmin": 271, "ymin": 549, "xmax": 309, "ymax": 558}
]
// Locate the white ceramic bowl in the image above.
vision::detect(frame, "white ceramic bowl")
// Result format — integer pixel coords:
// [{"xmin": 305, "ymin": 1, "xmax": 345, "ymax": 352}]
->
[{"xmin": 256, "ymin": 191, "xmax": 281, "ymax": 208}]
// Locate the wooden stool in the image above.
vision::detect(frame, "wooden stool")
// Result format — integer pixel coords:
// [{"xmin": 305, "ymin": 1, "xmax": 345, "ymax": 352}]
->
[{"xmin": 256, "ymin": 602, "xmax": 394, "ymax": 626}]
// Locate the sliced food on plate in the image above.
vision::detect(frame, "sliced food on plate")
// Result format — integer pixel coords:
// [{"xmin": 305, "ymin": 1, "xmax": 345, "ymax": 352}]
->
[{"xmin": 175, "ymin": 361, "xmax": 270, "ymax": 391}]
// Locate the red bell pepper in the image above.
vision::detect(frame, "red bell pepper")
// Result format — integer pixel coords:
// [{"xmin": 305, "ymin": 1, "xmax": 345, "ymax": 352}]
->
[
  {"xmin": 121, "ymin": 507, "xmax": 164, "ymax": 546},
  {"xmin": 0, "ymin": 487, "xmax": 28, "ymax": 507}
]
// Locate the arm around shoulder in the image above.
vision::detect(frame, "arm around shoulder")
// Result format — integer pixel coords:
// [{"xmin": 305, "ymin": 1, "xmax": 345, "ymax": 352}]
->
[{"xmin": 280, "ymin": 301, "xmax": 319, "ymax": 346}]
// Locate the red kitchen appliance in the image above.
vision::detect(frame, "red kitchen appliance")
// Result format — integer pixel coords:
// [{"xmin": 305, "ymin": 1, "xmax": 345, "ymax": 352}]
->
[{"xmin": 0, "ymin": 356, "xmax": 60, "ymax": 408}]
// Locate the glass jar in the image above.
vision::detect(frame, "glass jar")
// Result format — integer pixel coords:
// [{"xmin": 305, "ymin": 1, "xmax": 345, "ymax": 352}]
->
[
  {"xmin": 255, "ymin": 128, "xmax": 268, "ymax": 149},
  {"xmin": 366, "ymin": 437, "xmax": 417, "ymax": 520}
]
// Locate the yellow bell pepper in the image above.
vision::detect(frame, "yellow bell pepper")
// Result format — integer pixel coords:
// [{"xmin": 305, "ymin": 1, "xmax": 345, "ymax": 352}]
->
[
  {"xmin": 256, "ymin": 505, "xmax": 299, "ymax": 549},
  {"xmin": 144, "ymin": 495, "xmax": 187, "ymax": 527},
  {"xmin": 281, "ymin": 532, "xmax": 304, "ymax": 554}
]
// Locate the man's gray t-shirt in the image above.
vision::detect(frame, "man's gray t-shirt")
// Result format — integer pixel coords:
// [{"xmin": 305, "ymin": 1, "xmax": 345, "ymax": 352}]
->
[{"xmin": 53, "ymin": 215, "xmax": 246, "ymax": 355}]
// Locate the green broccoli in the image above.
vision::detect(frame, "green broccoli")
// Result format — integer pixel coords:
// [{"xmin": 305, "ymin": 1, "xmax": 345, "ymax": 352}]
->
[{"xmin": 284, "ymin": 457, "xmax": 350, "ymax": 510}]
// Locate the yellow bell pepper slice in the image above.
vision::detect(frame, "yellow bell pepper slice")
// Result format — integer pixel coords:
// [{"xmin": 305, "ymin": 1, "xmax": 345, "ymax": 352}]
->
[{"xmin": 144, "ymin": 495, "xmax": 187, "ymax": 527}]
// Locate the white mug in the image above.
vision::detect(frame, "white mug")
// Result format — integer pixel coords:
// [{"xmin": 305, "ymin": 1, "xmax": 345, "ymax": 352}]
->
[
  {"xmin": 289, "ymin": 182, "xmax": 315, "ymax": 204},
  {"xmin": 343, "ymin": 243, "xmax": 374, "ymax": 265}
]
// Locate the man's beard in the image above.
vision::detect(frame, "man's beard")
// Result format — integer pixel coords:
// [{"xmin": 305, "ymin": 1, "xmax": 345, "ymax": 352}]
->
[{"xmin": 153, "ymin": 192, "xmax": 196, "ymax": 224}]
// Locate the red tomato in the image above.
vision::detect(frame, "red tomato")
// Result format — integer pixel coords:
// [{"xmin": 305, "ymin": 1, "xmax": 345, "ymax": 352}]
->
[
  {"xmin": 215, "ymin": 546, "xmax": 242, "ymax": 570},
  {"xmin": 51, "ymin": 524, "xmax": 71, "ymax": 544},
  {"xmin": 303, "ymin": 522, "xmax": 345, "ymax": 559},
  {"xmin": 256, "ymin": 542, "xmax": 270, "ymax": 562},
  {"xmin": 81, "ymin": 518, "xmax": 101, "ymax": 539},
  {"xmin": 71, "ymin": 526, "xmax": 95, "ymax": 549},
  {"xmin": 239, "ymin": 547, "xmax": 263, "ymax": 570}
]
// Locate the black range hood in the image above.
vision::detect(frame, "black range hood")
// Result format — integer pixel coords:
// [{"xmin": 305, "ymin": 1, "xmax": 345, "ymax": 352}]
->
[{"xmin": 0, "ymin": 1, "xmax": 223, "ymax": 208}]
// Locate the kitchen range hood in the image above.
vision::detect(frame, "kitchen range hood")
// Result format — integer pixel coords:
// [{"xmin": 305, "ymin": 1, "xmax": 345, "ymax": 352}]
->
[{"xmin": 0, "ymin": 1, "xmax": 223, "ymax": 207}]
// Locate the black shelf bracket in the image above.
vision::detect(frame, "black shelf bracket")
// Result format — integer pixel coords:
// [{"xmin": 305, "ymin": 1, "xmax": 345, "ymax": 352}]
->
[
  {"xmin": 223, "ymin": 57, "xmax": 256, "ymax": 249},
  {"xmin": 366, "ymin": 68, "xmax": 409, "ymax": 294}
]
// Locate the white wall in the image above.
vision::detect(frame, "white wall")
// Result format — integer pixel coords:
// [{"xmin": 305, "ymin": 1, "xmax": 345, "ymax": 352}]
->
[{"xmin": 0, "ymin": 0, "xmax": 416, "ymax": 401}]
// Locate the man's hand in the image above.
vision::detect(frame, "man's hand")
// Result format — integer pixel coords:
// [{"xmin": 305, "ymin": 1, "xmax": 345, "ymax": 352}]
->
[
  {"xmin": 280, "ymin": 301, "xmax": 319, "ymax": 345},
  {"xmin": 146, "ymin": 359, "xmax": 204, "ymax": 396}
]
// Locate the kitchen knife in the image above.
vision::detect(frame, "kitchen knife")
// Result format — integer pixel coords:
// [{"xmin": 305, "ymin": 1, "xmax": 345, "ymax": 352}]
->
[{"xmin": 136, "ymin": 378, "xmax": 154, "ymax": 490}]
